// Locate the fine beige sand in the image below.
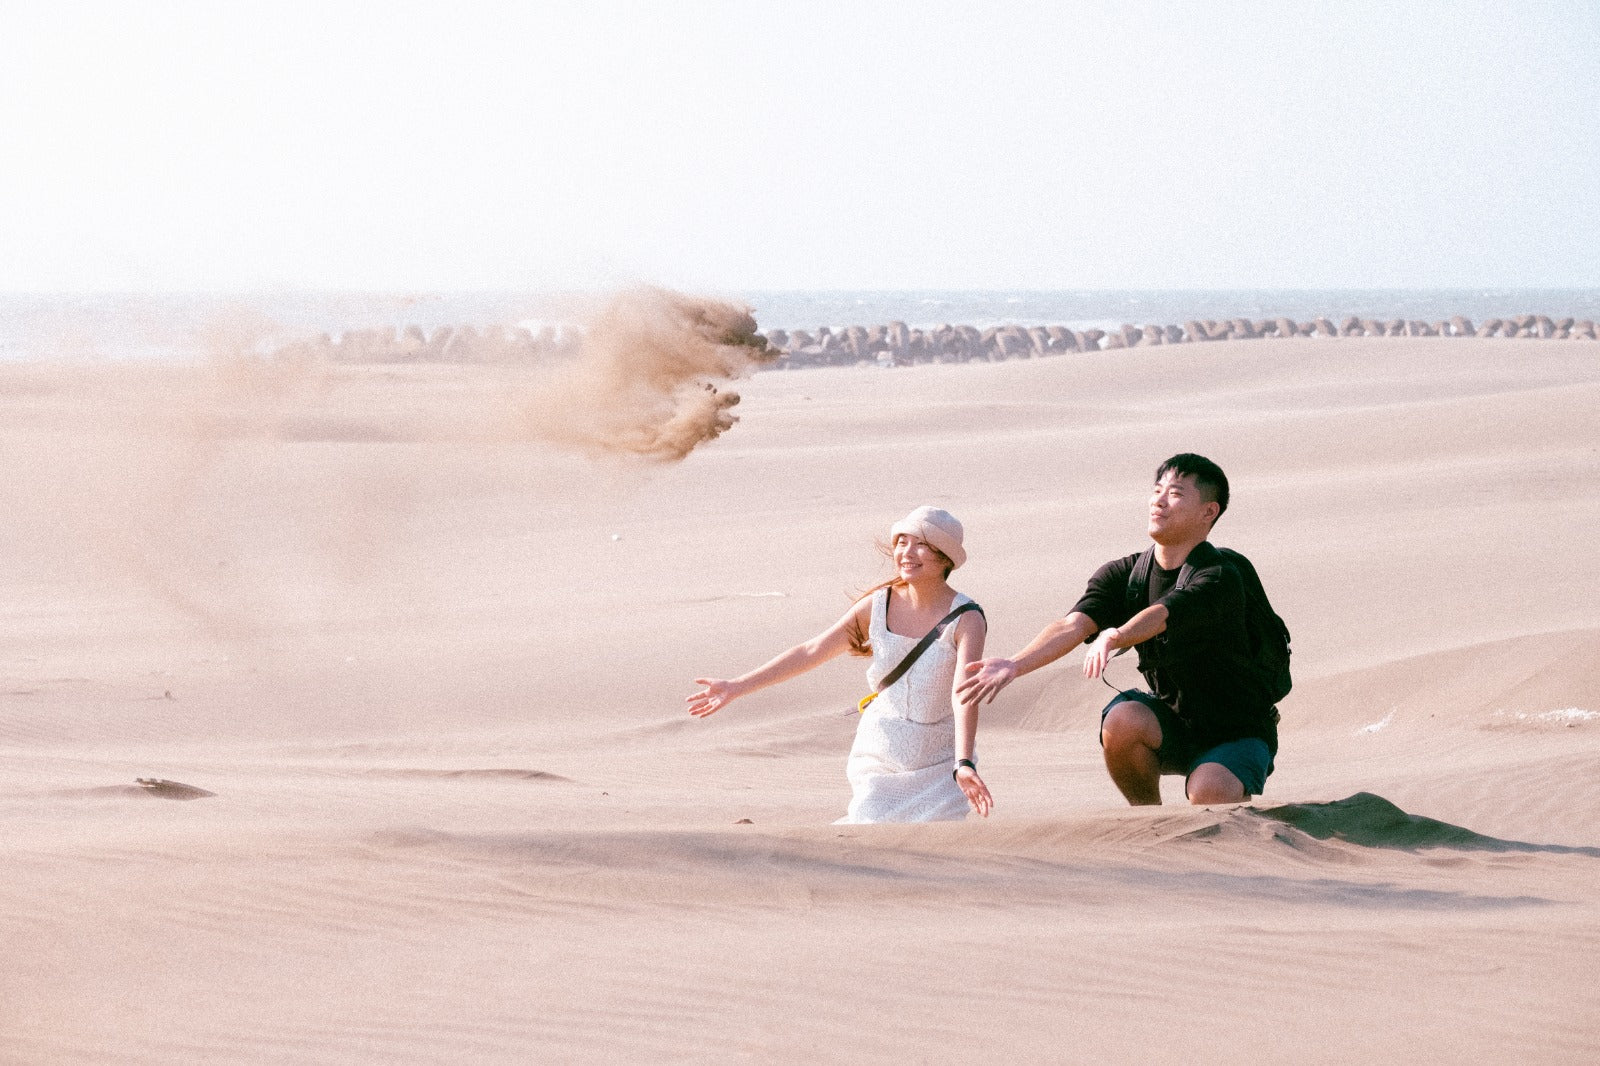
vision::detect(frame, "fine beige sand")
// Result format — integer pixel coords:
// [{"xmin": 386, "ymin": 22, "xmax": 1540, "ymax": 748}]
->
[{"xmin": 2, "ymin": 336, "xmax": 1598, "ymax": 1063}]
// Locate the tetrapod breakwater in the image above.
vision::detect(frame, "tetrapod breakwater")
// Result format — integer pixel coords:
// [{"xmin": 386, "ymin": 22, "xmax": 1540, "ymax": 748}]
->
[
  {"xmin": 271, "ymin": 312, "xmax": 1597, "ymax": 368},
  {"xmin": 759, "ymin": 313, "xmax": 1599, "ymax": 369}
]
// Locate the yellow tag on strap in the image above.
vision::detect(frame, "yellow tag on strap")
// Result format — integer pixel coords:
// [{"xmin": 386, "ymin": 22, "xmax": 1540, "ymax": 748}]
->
[{"xmin": 856, "ymin": 692, "xmax": 878, "ymax": 714}]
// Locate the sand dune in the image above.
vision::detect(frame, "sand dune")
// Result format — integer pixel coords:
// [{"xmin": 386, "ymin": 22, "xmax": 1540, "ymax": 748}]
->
[{"xmin": 2, "ymin": 337, "xmax": 1598, "ymax": 1062}]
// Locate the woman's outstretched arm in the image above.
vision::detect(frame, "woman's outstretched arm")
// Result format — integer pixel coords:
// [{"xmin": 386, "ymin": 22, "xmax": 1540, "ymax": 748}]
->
[
  {"xmin": 687, "ymin": 596, "xmax": 873, "ymax": 718},
  {"xmin": 949, "ymin": 610, "xmax": 994, "ymax": 817}
]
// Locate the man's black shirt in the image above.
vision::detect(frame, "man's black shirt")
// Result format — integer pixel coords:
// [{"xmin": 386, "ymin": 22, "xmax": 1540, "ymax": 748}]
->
[
  {"xmin": 1146, "ymin": 561, "xmax": 1180, "ymax": 606},
  {"xmin": 1071, "ymin": 541, "xmax": 1279, "ymax": 753}
]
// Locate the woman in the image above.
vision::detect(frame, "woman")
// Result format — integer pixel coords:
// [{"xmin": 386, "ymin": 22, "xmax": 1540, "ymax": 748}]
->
[{"xmin": 687, "ymin": 506, "xmax": 993, "ymax": 822}]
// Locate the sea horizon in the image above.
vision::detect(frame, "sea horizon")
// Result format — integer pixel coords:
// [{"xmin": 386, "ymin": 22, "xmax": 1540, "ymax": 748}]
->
[{"xmin": 3, "ymin": 287, "xmax": 1598, "ymax": 361}]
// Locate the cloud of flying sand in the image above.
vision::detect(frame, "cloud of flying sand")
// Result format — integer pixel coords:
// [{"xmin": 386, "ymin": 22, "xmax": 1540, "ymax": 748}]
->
[
  {"xmin": 510, "ymin": 287, "xmax": 774, "ymax": 461},
  {"xmin": 0, "ymin": 287, "xmax": 773, "ymax": 640}
]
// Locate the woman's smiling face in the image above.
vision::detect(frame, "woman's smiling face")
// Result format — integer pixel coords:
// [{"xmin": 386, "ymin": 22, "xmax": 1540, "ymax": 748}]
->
[{"xmin": 893, "ymin": 533, "xmax": 949, "ymax": 581}]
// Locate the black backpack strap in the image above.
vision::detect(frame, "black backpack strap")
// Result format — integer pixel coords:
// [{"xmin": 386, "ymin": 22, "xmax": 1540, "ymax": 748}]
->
[
  {"xmin": 874, "ymin": 600, "xmax": 984, "ymax": 694},
  {"xmin": 1126, "ymin": 546, "xmax": 1157, "ymax": 611},
  {"xmin": 1174, "ymin": 541, "xmax": 1221, "ymax": 593}
]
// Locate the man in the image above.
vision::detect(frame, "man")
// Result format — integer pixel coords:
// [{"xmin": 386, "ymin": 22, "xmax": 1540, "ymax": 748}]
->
[{"xmin": 956, "ymin": 454, "xmax": 1280, "ymax": 805}]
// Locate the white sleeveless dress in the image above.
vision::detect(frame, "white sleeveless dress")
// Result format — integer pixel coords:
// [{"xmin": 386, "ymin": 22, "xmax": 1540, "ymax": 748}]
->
[{"xmin": 835, "ymin": 588, "xmax": 974, "ymax": 824}]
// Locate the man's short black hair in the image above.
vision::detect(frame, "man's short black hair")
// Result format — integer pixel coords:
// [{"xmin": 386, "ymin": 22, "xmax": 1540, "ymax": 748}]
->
[{"xmin": 1156, "ymin": 453, "xmax": 1229, "ymax": 520}]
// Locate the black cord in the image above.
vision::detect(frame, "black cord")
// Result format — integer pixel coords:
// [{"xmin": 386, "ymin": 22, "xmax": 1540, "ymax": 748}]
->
[{"xmin": 1098, "ymin": 643, "xmax": 1132, "ymax": 694}]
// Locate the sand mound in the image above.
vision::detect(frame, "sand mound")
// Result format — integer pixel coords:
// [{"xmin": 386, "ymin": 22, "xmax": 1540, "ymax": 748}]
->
[
  {"xmin": 1255, "ymin": 792, "xmax": 1600, "ymax": 855},
  {"xmin": 356, "ymin": 767, "xmax": 573, "ymax": 782}
]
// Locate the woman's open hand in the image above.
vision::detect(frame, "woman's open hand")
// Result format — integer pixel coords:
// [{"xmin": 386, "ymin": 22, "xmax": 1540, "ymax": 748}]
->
[
  {"xmin": 686, "ymin": 677, "xmax": 744, "ymax": 718},
  {"xmin": 956, "ymin": 766, "xmax": 993, "ymax": 818}
]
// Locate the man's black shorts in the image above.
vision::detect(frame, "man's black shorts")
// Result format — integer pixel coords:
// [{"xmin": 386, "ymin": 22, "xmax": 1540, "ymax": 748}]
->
[{"xmin": 1099, "ymin": 689, "xmax": 1274, "ymax": 797}]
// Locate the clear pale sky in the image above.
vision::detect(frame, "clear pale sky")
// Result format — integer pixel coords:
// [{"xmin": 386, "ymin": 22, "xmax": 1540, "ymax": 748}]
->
[{"xmin": 2, "ymin": 1, "xmax": 1596, "ymax": 293}]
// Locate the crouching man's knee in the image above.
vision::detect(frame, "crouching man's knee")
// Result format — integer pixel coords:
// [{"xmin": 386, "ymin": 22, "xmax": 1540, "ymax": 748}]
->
[
  {"xmin": 1186, "ymin": 761, "xmax": 1247, "ymax": 805},
  {"xmin": 1100, "ymin": 701, "xmax": 1162, "ymax": 755}
]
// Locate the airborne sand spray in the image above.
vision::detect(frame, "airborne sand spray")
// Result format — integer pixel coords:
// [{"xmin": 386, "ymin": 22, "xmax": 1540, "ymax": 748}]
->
[
  {"xmin": 511, "ymin": 287, "xmax": 776, "ymax": 461},
  {"xmin": 259, "ymin": 285, "xmax": 778, "ymax": 460},
  {"xmin": 0, "ymin": 287, "xmax": 775, "ymax": 638}
]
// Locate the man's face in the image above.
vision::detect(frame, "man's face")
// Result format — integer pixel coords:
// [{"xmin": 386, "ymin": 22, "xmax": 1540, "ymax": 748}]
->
[{"xmin": 1147, "ymin": 471, "xmax": 1219, "ymax": 544}]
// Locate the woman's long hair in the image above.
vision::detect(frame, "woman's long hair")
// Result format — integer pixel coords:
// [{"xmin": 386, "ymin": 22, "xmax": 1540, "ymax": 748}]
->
[{"xmin": 846, "ymin": 536, "xmax": 954, "ymax": 657}]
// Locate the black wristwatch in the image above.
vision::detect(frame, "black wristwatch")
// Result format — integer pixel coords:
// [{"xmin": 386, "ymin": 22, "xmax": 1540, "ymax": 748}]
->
[{"xmin": 953, "ymin": 758, "xmax": 977, "ymax": 780}]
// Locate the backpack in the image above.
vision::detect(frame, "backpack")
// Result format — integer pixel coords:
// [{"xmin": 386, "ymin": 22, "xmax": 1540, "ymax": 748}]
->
[{"xmin": 1127, "ymin": 543, "xmax": 1293, "ymax": 705}]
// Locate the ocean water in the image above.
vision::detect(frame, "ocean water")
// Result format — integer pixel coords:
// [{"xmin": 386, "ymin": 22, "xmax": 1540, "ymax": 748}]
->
[{"xmin": 2, "ymin": 288, "xmax": 1598, "ymax": 361}]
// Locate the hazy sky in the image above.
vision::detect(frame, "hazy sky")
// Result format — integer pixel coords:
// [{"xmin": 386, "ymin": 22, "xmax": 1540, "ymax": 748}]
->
[{"xmin": 2, "ymin": 1, "xmax": 1596, "ymax": 292}]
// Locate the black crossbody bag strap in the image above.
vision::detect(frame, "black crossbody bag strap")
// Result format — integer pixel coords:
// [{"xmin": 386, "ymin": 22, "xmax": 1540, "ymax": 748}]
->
[{"xmin": 875, "ymin": 600, "xmax": 984, "ymax": 694}]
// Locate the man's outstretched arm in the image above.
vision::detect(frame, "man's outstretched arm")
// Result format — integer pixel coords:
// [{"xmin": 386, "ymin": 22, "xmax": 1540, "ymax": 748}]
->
[
  {"xmin": 1082, "ymin": 603, "xmax": 1167, "ymax": 679},
  {"xmin": 956, "ymin": 612, "xmax": 1099, "ymax": 707}
]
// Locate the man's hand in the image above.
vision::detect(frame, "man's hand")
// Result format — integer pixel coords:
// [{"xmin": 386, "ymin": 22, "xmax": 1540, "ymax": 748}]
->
[
  {"xmin": 1082, "ymin": 627, "xmax": 1121, "ymax": 680},
  {"xmin": 957, "ymin": 658, "xmax": 1017, "ymax": 707}
]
